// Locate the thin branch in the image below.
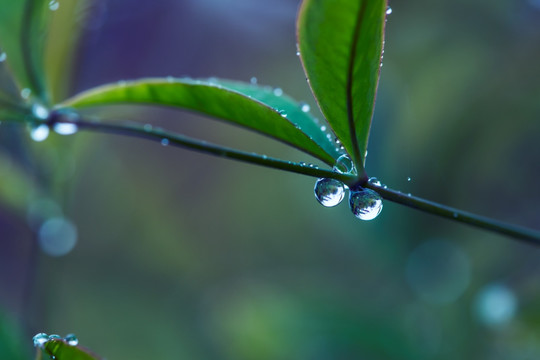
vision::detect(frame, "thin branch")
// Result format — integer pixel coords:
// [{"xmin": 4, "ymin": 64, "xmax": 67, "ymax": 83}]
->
[
  {"xmin": 42, "ymin": 116, "xmax": 540, "ymax": 245},
  {"xmin": 364, "ymin": 183, "xmax": 540, "ymax": 245}
]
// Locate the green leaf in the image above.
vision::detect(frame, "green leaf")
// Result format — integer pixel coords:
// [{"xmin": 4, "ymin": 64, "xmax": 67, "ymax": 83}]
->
[
  {"xmin": 37, "ymin": 339, "xmax": 102, "ymax": 360},
  {"xmin": 62, "ymin": 78, "xmax": 339, "ymax": 165},
  {"xmin": 297, "ymin": 0, "xmax": 387, "ymax": 170},
  {"xmin": 0, "ymin": 0, "xmax": 50, "ymax": 102}
]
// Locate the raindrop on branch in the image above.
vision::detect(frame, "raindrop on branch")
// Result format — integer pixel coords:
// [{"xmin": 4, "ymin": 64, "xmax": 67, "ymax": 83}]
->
[
  {"xmin": 349, "ymin": 188, "xmax": 383, "ymax": 220},
  {"xmin": 314, "ymin": 178, "xmax": 345, "ymax": 207},
  {"xmin": 333, "ymin": 154, "xmax": 356, "ymax": 175}
]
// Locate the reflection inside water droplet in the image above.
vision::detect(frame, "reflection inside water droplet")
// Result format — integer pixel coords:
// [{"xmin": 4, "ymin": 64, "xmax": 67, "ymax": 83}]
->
[
  {"xmin": 349, "ymin": 188, "xmax": 383, "ymax": 220},
  {"xmin": 314, "ymin": 178, "xmax": 345, "ymax": 207},
  {"xmin": 333, "ymin": 154, "xmax": 356, "ymax": 175}
]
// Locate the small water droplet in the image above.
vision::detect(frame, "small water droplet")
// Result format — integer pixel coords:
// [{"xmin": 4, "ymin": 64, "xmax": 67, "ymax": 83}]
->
[
  {"xmin": 143, "ymin": 124, "xmax": 153, "ymax": 132},
  {"xmin": 53, "ymin": 123, "xmax": 78, "ymax": 135},
  {"xmin": 333, "ymin": 154, "xmax": 356, "ymax": 175},
  {"xmin": 21, "ymin": 88, "xmax": 31, "ymax": 99},
  {"xmin": 33, "ymin": 333, "xmax": 49, "ymax": 348},
  {"xmin": 299, "ymin": 102, "xmax": 310, "ymax": 112},
  {"xmin": 0, "ymin": 52, "xmax": 6, "ymax": 62},
  {"xmin": 279, "ymin": 110, "xmax": 287, "ymax": 118},
  {"xmin": 250, "ymin": 77, "xmax": 257, "ymax": 85},
  {"xmin": 320, "ymin": 125, "xmax": 327, "ymax": 131},
  {"xmin": 296, "ymin": 51, "xmax": 300, "ymax": 56},
  {"xmin": 273, "ymin": 87, "xmax": 283, "ymax": 96},
  {"xmin": 48, "ymin": 334, "xmax": 62, "ymax": 340},
  {"xmin": 161, "ymin": 138, "xmax": 169, "ymax": 146},
  {"xmin": 38, "ymin": 217, "xmax": 78, "ymax": 256},
  {"xmin": 32, "ymin": 103, "xmax": 49, "ymax": 120},
  {"xmin": 407, "ymin": 177, "xmax": 411, "ymax": 182},
  {"xmin": 386, "ymin": 6, "xmax": 392, "ymax": 15},
  {"xmin": 48, "ymin": 0, "xmax": 59, "ymax": 11},
  {"xmin": 407, "ymin": 193, "xmax": 412, "ymax": 197},
  {"xmin": 30, "ymin": 124, "xmax": 50, "ymax": 142},
  {"xmin": 314, "ymin": 178, "xmax": 345, "ymax": 207},
  {"xmin": 368, "ymin": 177, "xmax": 381, "ymax": 187},
  {"xmin": 64, "ymin": 334, "xmax": 79, "ymax": 346},
  {"xmin": 349, "ymin": 188, "xmax": 383, "ymax": 221},
  {"xmin": 299, "ymin": 162, "xmax": 307, "ymax": 167}
]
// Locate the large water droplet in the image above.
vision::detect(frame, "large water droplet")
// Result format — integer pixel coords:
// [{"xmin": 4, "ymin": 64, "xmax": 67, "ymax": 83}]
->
[
  {"xmin": 64, "ymin": 334, "xmax": 79, "ymax": 346},
  {"xmin": 349, "ymin": 188, "xmax": 383, "ymax": 220},
  {"xmin": 53, "ymin": 123, "xmax": 78, "ymax": 135},
  {"xmin": 30, "ymin": 124, "xmax": 50, "ymax": 142},
  {"xmin": 314, "ymin": 178, "xmax": 345, "ymax": 207},
  {"xmin": 32, "ymin": 103, "xmax": 49, "ymax": 120},
  {"xmin": 0, "ymin": 52, "xmax": 6, "ymax": 62},
  {"xmin": 33, "ymin": 333, "xmax": 49, "ymax": 348},
  {"xmin": 333, "ymin": 154, "xmax": 355, "ymax": 174},
  {"xmin": 38, "ymin": 217, "xmax": 78, "ymax": 256}
]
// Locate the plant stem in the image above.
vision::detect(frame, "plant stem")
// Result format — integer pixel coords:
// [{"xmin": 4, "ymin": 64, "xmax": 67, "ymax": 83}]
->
[{"xmin": 55, "ymin": 116, "xmax": 540, "ymax": 245}]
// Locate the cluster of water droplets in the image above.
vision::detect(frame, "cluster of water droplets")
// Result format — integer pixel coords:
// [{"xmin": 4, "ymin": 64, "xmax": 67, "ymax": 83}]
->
[
  {"xmin": 28, "ymin": 106, "xmax": 80, "ymax": 142},
  {"xmin": 313, "ymin": 155, "xmax": 384, "ymax": 220},
  {"xmin": 33, "ymin": 333, "xmax": 79, "ymax": 349}
]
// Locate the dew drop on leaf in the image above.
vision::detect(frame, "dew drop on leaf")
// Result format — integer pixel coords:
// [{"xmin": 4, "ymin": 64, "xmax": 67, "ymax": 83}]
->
[
  {"xmin": 250, "ymin": 77, "xmax": 257, "ymax": 85},
  {"xmin": 33, "ymin": 333, "xmax": 49, "ymax": 348},
  {"xmin": 273, "ymin": 87, "xmax": 283, "ymax": 96},
  {"xmin": 333, "ymin": 154, "xmax": 356, "ymax": 175},
  {"xmin": 30, "ymin": 124, "xmax": 50, "ymax": 142},
  {"xmin": 386, "ymin": 6, "xmax": 392, "ymax": 15},
  {"xmin": 32, "ymin": 103, "xmax": 49, "ymax": 120},
  {"xmin": 314, "ymin": 178, "xmax": 345, "ymax": 207},
  {"xmin": 320, "ymin": 125, "xmax": 326, "ymax": 131},
  {"xmin": 299, "ymin": 102, "xmax": 310, "ymax": 112},
  {"xmin": 349, "ymin": 188, "xmax": 383, "ymax": 220},
  {"xmin": 64, "ymin": 334, "xmax": 79, "ymax": 346}
]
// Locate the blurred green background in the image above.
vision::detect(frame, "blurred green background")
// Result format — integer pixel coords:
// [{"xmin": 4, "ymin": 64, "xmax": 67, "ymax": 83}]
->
[{"xmin": 1, "ymin": 0, "xmax": 540, "ymax": 359}]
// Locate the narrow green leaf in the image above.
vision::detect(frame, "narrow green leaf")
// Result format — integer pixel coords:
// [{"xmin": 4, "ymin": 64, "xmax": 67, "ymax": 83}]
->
[
  {"xmin": 297, "ymin": 0, "xmax": 387, "ymax": 170},
  {"xmin": 62, "ymin": 78, "xmax": 338, "ymax": 165},
  {"xmin": 38, "ymin": 339, "xmax": 102, "ymax": 360}
]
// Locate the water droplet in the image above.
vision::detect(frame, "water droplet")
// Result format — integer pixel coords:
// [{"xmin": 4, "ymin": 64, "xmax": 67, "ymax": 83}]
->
[
  {"xmin": 33, "ymin": 333, "xmax": 49, "ymax": 348},
  {"xmin": 299, "ymin": 162, "xmax": 307, "ymax": 167},
  {"xmin": 38, "ymin": 217, "xmax": 78, "ymax": 256},
  {"xmin": 279, "ymin": 110, "xmax": 287, "ymax": 118},
  {"xmin": 64, "ymin": 334, "xmax": 79, "ymax": 346},
  {"xmin": 333, "ymin": 154, "xmax": 355, "ymax": 175},
  {"xmin": 48, "ymin": 0, "xmax": 59, "ymax": 11},
  {"xmin": 53, "ymin": 123, "xmax": 78, "ymax": 135},
  {"xmin": 407, "ymin": 177, "xmax": 411, "ymax": 182},
  {"xmin": 117, "ymin": 80, "xmax": 127, "ymax": 86},
  {"xmin": 314, "ymin": 178, "xmax": 345, "ymax": 207},
  {"xmin": 21, "ymin": 88, "xmax": 31, "ymax": 99},
  {"xmin": 296, "ymin": 51, "xmax": 300, "ymax": 56},
  {"xmin": 474, "ymin": 284, "xmax": 517, "ymax": 327},
  {"xmin": 250, "ymin": 77, "xmax": 257, "ymax": 85},
  {"xmin": 299, "ymin": 102, "xmax": 310, "ymax": 112},
  {"xmin": 349, "ymin": 188, "xmax": 383, "ymax": 220},
  {"xmin": 320, "ymin": 125, "xmax": 326, "ymax": 131},
  {"xmin": 161, "ymin": 138, "xmax": 169, "ymax": 146},
  {"xmin": 32, "ymin": 103, "xmax": 49, "ymax": 120},
  {"xmin": 30, "ymin": 124, "xmax": 50, "ymax": 142},
  {"xmin": 273, "ymin": 87, "xmax": 283, "ymax": 96},
  {"xmin": 386, "ymin": 6, "xmax": 392, "ymax": 15},
  {"xmin": 48, "ymin": 334, "xmax": 62, "ymax": 340},
  {"xmin": 368, "ymin": 177, "xmax": 381, "ymax": 187},
  {"xmin": 166, "ymin": 76, "xmax": 174, "ymax": 83},
  {"xmin": 0, "ymin": 52, "xmax": 6, "ymax": 62},
  {"xmin": 143, "ymin": 124, "xmax": 153, "ymax": 132}
]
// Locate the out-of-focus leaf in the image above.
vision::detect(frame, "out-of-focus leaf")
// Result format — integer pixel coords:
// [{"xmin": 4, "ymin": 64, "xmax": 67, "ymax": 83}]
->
[
  {"xmin": 0, "ymin": 0, "xmax": 50, "ymax": 102},
  {"xmin": 45, "ymin": 0, "xmax": 91, "ymax": 102},
  {"xmin": 36, "ymin": 339, "xmax": 102, "ymax": 360},
  {"xmin": 297, "ymin": 0, "xmax": 387, "ymax": 169},
  {"xmin": 62, "ymin": 78, "xmax": 339, "ymax": 165}
]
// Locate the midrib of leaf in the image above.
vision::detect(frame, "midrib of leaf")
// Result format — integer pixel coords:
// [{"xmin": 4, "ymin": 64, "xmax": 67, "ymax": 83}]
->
[{"xmin": 346, "ymin": 0, "xmax": 369, "ymax": 166}]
